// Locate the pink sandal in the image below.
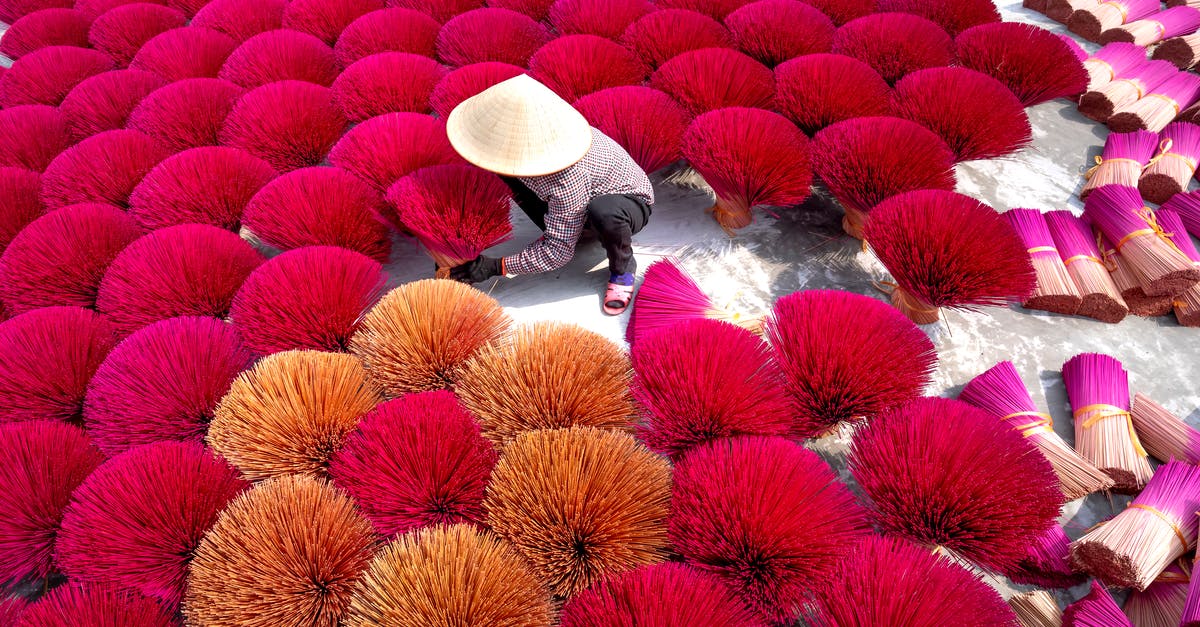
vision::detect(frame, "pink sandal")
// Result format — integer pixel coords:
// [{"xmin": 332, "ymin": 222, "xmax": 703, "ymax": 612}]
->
[{"xmin": 603, "ymin": 282, "xmax": 634, "ymax": 315}]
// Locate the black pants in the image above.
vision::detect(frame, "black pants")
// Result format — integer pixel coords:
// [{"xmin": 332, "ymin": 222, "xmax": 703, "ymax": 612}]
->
[{"xmin": 502, "ymin": 177, "xmax": 651, "ymax": 276}]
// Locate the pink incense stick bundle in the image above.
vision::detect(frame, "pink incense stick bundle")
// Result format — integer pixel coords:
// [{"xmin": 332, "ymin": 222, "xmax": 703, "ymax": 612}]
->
[
  {"xmin": 1062, "ymin": 583, "xmax": 1134, "ymax": 626},
  {"xmin": 1006, "ymin": 209, "xmax": 1085, "ymax": 315},
  {"xmin": 1006, "ymin": 523, "xmax": 1087, "ymax": 588},
  {"xmin": 1097, "ymin": 229, "xmax": 1178, "ymax": 317},
  {"xmin": 1084, "ymin": 42, "xmax": 1149, "ymax": 91},
  {"xmin": 1048, "ymin": 0, "xmax": 1100, "ymax": 23},
  {"xmin": 1009, "ymin": 590, "xmax": 1063, "ymax": 627},
  {"xmin": 1185, "ymin": 522, "xmax": 1200, "ymax": 627},
  {"xmin": 1044, "ymin": 210, "xmax": 1128, "ymax": 322},
  {"xmin": 1071, "ymin": 460, "xmax": 1200, "ymax": 590},
  {"xmin": 1155, "ymin": 207, "xmax": 1200, "ymax": 325},
  {"xmin": 625, "ymin": 258, "xmax": 761, "ymax": 345},
  {"xmin": 1109, "ymin": 72, "xmax": 1200, "ymax": 132},
  {"xmin": 1125, "ymin": 560, "xmax": 1190, "ymax": 627},
  {"xmin": 1078, "ymin": 59, "xmax": 1179, "ymax": 122},
  {"xmin": 1153, "ymin": 33, "xmax": 1200, "ymax": 69},
  {"xmin": 1101, "ymin": 6, "xmax": 1200, "ymax": 46},
  {"xmin": 1131, "ymin": 392, "xmax": 1200, "ymax": 463},
  {"xmin": 1062, "ymin": 352, "xmax": 1152, "ymax": 493},
  {"xmin": 1161, "ymin": 191, "xmax": 1200, "ymax": 238},
  {"xmin": 1070, "ymin": 0, "xmax": 1162, "ymax": 41},
  {"xmin": 1139, "ymin": 123, "xmax": 1200, "ymax": 204},
  {"xmin": 1085, "ymin": 184, "xmax": 1200, "ymax": 296},
  {"xmin": 960, "ymin": 360, "xmax": 1114, "ymax": 501},
  {"xmin": 1062, "ymin": 34, "xmax": 1090, "ymax": 62}
]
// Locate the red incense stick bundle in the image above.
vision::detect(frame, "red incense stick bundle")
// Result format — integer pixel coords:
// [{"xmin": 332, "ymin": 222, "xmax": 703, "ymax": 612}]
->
[
  {"xmin": 619, "ymin": 9, "xmax": 732, "ymax": 70},
  {"xmin": 573, "ymin": 86, "xmax": 690, "ymax": 175},
  {"xmin": 1071, "ymin": 460, "xmax": 1200, "ymax": 589},
  {"xmin": 1154, "ymin": 33, "xmax": 1200, "ymax": 69},
  {"xmin": 1006, "ymin": 523, "xmax": 1088, "ymax": 588},
  {"xmin": 1006, "ymin": 209, "xmax": 1085, "ymax": 315},
  {"xmin": 1139, "ymin": 123, "xmax": 1200, "ymax": 203},
  {"xmin": 774, "ymin": 54, "xmax": 892, "ymax": 135},
  {"xmin": 1161, "ymin": 191, "xmax": 1200, "ymax": 237},
  {"xmin": 1155, "ymin": 208, "xmax": 1200, "ymax": 325},
  {"xmin": 1062, "ymin": 352, "xmax": 1153, "ymax": 493},
  {"xmin": 1131, "ymin": 392, "xmax": 1200, "ymax": 463},
  {"xmin": 1101, "ymin": 6, "xmax": 1200, "ymax": 46},
  {"xmin": 1108, "ymin": 72, "xmax": 1200, "ymax": 132},
  {"xmin": 1078, "ymin": 59, "xmax": 1179, "ymax": 122},
  {"xmin": 1097, "ymin": 229, "xmax": 1178, "ymax": 317},
  {"xmin": 1085, "ymin": 184, "xmax": 1200, "ymax": 296},
  {"xmin": 830, "ymin": 13, "xmax": 954, "ymax": 86},
  {"xmin": 960, "ymin": 360, "xmax": 1114, "ymax": 501},
  {"xmin": 1085, "ymin": 42, "xmax": 1149, "ymax": 90},
  {"xmin": 1063, "ymin": 583, "xmax": 1134, "ymax": 626},
  {"xmin": 1070, "ymin": 0, "xmax": 1162, "ymax": 41},
  {"xmin": 1125, "ymin": 560, "xmax": 1190, "ymax": 627},
  {"xmin": 1044, "ymin": 210, "xmax": 1128, "ymax": 322},
  {"xmin": 954, "ymin": 23, "xmax": 1089, "ymax": 107},
  {"xmin": 1009, "ymin": 590, "xmax": 1063, "ymax": 627}
]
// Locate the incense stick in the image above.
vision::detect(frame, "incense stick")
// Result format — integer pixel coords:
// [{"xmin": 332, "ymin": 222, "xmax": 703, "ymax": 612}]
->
[
  {"xmin": 1010, "ymin": 590, "xmax": 1063, "ymax": 627},
  {"xmin": 1045, "ymin": 211, "xmax": 1129, "ymax": 323},
  {"xmin": 1061, "ymin": 352, "xmax": 1153, "ymax": 493},
  {"xmin": 1006, "ymin": 209, "xmax": 1084, "ymax": 316},
  {"xmin": 1131, "ymin": 392, "xmax": 1200, "ymax": 463}
]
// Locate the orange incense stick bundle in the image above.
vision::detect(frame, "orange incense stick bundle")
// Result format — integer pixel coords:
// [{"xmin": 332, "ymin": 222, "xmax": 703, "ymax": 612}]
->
[
  {"xmin": 1085, "ymin": 184, "xmax": 1200, "ymax": 296},
  {"xmin": 1044, "ymin": 210, "xmax": 1129, "ymax": 323},
  {"xmin": 1062, "ymin": 352, "xmax": 1152, "ymax": 493},
  {"xmin": 1006, "ymin": 209, "xmax": 1084, "ymax": 315}
]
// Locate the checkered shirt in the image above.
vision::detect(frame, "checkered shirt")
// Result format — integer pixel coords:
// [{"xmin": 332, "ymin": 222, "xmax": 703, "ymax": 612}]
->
[{"xmin": 502, "ymin": 127, "xmax": 654, "ymax": 275}]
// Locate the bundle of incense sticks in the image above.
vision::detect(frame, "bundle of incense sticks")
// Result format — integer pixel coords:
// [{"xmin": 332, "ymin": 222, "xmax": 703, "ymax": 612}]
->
[
  {"xmin": 1101, "ymin": 6, "xmax": 1200, "ymax": 47},
  {"xmin": 960, "ymin": 361, "xmax": 1113, "ymax": 500},
  {"xmin": 1085, "ymin": 184, "xmax": 1200, "ymax": 297},
  {"xmin": 1085, "ymin": 42, "xmax": 1149, "ymax": 90},
  {"xmin": 1007, "ymin": 523, "xmax": 1088, "ymax": 588},
  {"xmin": 1125, "ymin": 561, "xmax": 1191, "ymax": 627},
  {"xmin": 1161, "ymin": 190, "xmax": 1200, "ymax": 238},
  {"xmin": 1048, "ymin": 0, "xmax": 1100, "ymax": 23},
  {"xmin": 1108, "ymin": 72, "xmax": 1200, "ymax": 132},
  {"xmin": 1131, "ymin": 393, "xmax": 1200, "ymax": 463},
  {"xmin": 1071, "ymin": 460, "xmax": 1200, "ymax": 590},
  {"xmin": 1062, "ymin": 583, "xmax": 1133, "ymax": 626},
  {"xmin": 1154, "ymin": 32, "xmax": 1200, "ymax": 68},
  {"xmin": 1045, "ymin": 211, "xmax": 1129, "ymax": 323},
  {"xmin": 1184, "ymin": 516, "xmax": 1200, "ymax": 627},
  {"xmin": 1155, "ymin": 208, "xmax": 1200, "ymax": 326},
  {"xmin": 1097, "ymin": 230, "xmax": 1178, "ymax": 316},
  {"xmin": 1005, "ymin": 210, "xmax": 1083, "ymax": 315},
  {"xmin": 1061, "ymin": 352, "xmax": 1152, "ymax": 493},
  {"xmin": 1139, "ymin": 123, "xmax": 1200, "ymax": 204},
  {"xmin": 1070, "ymin": 0, "xmax": 1162, "ymax": 41},
  {"xmin": 1078, "ymin": 60, "xmax": 1179, "ymax": 122},
  {"xmin": 1080, "ymin": 130, "xmax": 1159, "ymax": 199},
  {"xmin": 1009, "ymin": 590, "xmax": 1063, "ymax": 627}
]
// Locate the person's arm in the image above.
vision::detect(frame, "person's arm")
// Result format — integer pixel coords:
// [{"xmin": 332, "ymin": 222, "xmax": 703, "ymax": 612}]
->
[{"xmin": 500, "ymin": 176, "xmax": 589, "ymax": 275}]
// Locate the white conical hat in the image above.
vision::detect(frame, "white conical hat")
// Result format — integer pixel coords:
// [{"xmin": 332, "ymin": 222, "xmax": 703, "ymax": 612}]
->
[{"xmin": 446, "ymin": 74, "xmax": 593, "ymax": 177}]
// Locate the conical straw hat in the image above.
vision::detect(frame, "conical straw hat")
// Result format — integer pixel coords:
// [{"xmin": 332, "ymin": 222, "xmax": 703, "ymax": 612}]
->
[{"xmin": 446, "ymin": 74, "xmax": 593, "ymax": 177}]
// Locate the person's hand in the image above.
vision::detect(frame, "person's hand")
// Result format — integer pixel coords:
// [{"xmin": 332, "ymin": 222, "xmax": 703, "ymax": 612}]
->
[{"xmin": 449, "ymin": 255, "xmax": 502, "ymax": 283}]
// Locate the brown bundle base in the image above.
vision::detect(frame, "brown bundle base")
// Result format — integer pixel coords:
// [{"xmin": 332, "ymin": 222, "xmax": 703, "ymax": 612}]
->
[
  {"xmin": 1175, "ymin": 285, "xmax": 1200, "ymax": 326},
  {"xmin": 1098, "ymin": 29, "xmax": 1136, "ymax": 44},
  {"xmin": 1124, "ymin": 288, "xmax": 1176, "ymax": 317},
  {"xmin": 1070, "ymin": 540, "xmax": 1142, "ymax": 589},
  {"xmin": 1023, "ymin": 0, "xmax": 1050, "ymax": 11},
  {"xmin": 1152, "ymin": 38, "xmax": 1198, "ymax": 69},
  {"xmin": 1099, "ymin": 466, "xmax": 1145, "ymax": 494},
  {"xmin": 1106, "ymin": 112, "xmax": 1149, "ymax": 133},
  {"xmin": 1068, "ymin": 11, "xmax": 1106, "ymax": 41},
  {"xmin": 1077, "ymin": 92, "xmax": 1117, "ymax": 122},
  {"xmin": 1143, "ymin": 269, "xmax": 1200, "ymax": 297},
  {"xmin": 1025, "ymin": 294, "xmax": 1083, "ymax": 315},
  {"xmin": 1077, "ymin": 293, "xmax": 1129, "ymax": 323},
  {"xmin": 1046, "ymin": 1, "xmax": 1077, "ymax": 22},
  {"xmin": 1139, "ymin": 173, "xmax": 1185, "ymax": 206}
]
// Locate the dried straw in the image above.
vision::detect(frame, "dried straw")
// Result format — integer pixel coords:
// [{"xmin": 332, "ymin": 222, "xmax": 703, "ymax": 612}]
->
[
  {"xmin": 1131, "ymin": 392, "xmax": 1200, "ymax": 463},
  {"xmin": 207, "ymin": 350, "xmax": 383, "ymax": 481},
  {"xmin": 1009, "ymin": 590, "xmax": 1063, "ymax": 627},
  {"xmin": 456, "ymin": 322, "xmax": 635, "ymax": 449},
  {"xmin": 344, "ymin": 524, "xmax": 554, "ymax": 627},
  {"xmin": 1044, "ymin": 211, "xmax": 1129, "ymax": 323},
  {"xmin": 1062, "ymin": 352, "xmax": 1153, "ymax": 493},
  {"xmin": 484, "ymin": 427, "xmax": 671, "ymax": 598},
  {"xmin": 349, "ymin": 279, "xmax": 511, "ymax": 396}
]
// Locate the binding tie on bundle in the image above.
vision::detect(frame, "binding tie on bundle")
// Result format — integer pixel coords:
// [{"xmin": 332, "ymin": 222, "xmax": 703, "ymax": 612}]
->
[
  {"xmin": 1150, "ymin": 20, "xmax": 1167, "ymax": 40},
  {"xmin": 1027, "ymin": 246, "xmax": 1058, "ymax": 255},
  {"xmin": 1003, "ymin": 411, "xmax": 1054, "ymax": 437},
  {"xmin": 1096, "ymin": 233, "xmax": 1121, "ymax": 271},
  {"xmin": 1085, "ymin": 155, "xmax": 1142, "ymax": 179},
  {"xmin": 1075, "ymin": 403, "xmax": 1147, "ymax": 457},
  {"xmin": 873, "ymin": 280, "xmax": 938, "ymax": 314},
  {"xmin": 1087, "ymin": 58, "xmax": 1117, "ymax": 82},
  {"xmin": 1116, "ymin": 207, "xmax": 1183, "ymax": 253},
  {"xmin": 1099, "ymin": 0, "xmax": 1129, "ymax": 21},
  {"xmin": 1144, "ymin": 139, "xmax": 1193, "ymax": 169},
  {"xmin": 1128, "ymin": 503, "xmax": 1191, "ymax": 549}
]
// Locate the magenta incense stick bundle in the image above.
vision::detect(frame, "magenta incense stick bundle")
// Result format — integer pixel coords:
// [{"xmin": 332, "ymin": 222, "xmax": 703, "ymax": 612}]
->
[
  {"xmin": 1109, "ymin": 72, "xmax": 1200, "ymax": 132},
  {"xmin": 1006, "ymin": 209, "xmax": 1084, "ymax": 315},
  {"xmin": 1062, "ymin": 34, "xmax": 1090, "ymax": 62},
  {"xmin": 1062, "ymin": 352, "xmax": 1152, "ymax": 493},
  {"xmin": 1048, "ymin": 0, "xmax": 1099, "ymax": 23},
  {"xmin": 1125, "ymin": 560, "xmax": 1191, "ymax": 627},
  {"xmin": 1071, "ymin": 460, "xmax": 1200, "ymax": 589},
  {"xmin": 1085, "ymin": 184, "xmax": 1200, "ymax": 296},
  {"xmin": 1071, "ymin": 0, "xmax": 1163, "ymax": 41},
  {"xmin": 960, "ymin": 360, "xmax": 1114, "ymax": 500},
  {"xmin": 1101, "ymin": 6, "xmax": 1200, "ymax": 46},
  {"xmin": 1132, "ymin": 392, "xmax": 1200, "ymax": 464},
  {"xmin": 1079, "ymin": 60, "xmax": 1179, "ymax": 122},
  {"xmin": 1063, "ymin": 583, "xmax": 1134, "ymax": 626},
  {"xmin": 1044, "ymin": 211, "xmax": 1129, "ymax": 323},
  {"xmin": 1161, "ymin": 191, "xmax": 1200, "ymax": 238},
  {"xmin": 1097, "ymin": 229, "xmax": 1178, "ymax": 316},
  {"xmin": 1009, "ymin": 590, "xmax": 1063, "ymax": 627},
  {"xmin": 1139, "ymin": 123, "xmax": 1200, "ymax": 204},
  {"xmin": 1154, "ymin": 33, "xmax": 1200, "ymax": 68},
  {"xmin": 1084, "ymin": 42, "xmax": 1147, "ymax": 90},
  {"xmin": 1081, "ymin": 130, "xmax": 1158, "ymax": 199},
  {"xmin": 1154, "ymin": 208, "xmax": 1200, "ymax": 325},
  {"xmin": 1005, "ymin": 523, "xmax": 1088, "ymax": 588},
  {"xmin": 1184, "ymin": 520, "xmax": 1200, "ymax": 627}
]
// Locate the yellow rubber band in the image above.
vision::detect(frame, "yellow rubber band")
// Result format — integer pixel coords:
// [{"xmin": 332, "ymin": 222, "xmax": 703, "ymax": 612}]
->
[{"xmin": 1075, "ymin": 403, "xmax": 1148, "ymax": 457}]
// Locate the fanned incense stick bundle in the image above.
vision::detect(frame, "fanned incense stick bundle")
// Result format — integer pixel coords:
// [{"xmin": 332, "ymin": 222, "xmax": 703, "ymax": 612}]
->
[
  {"xmin": 1085, "ymin": 42, "xmax": 1150, "ymax": 90},
  {"xmin": 561, "ymin": 563, "xmax": 764, "ymax": 627},
  {"xmin": 1070, "ymin": 0, "xmax": 1162, "ymax": 41},
  {"xmin": 59, "ymin": 70, "xmax": 167, "ymax": 141},
  {"xmin": 774, "ymin": 54, "xmax": 892, "ymax": 135},
  {"xmin": 529, "ymin": 34, "xmax": 648, "ymax": 103},
  {"xmin": 191, "ymin": 0, "xmax": 286, "ymax": 43},
  {"xmin": 1162, "ymin": 190, "xmax": 1200, "ymax": 237},
  {"xmin": 549, "ymin": 0, "xmax": 654, "ymax": 40},
  {"xmin": 1062, "ymin": 583, "xmax": 1133, "ymax": 626},
  {"xmin": 1071, "ymin": 460, "xmax": 1200, "ymax": 589},
  {"xmin": 831, "ymin": 13, "xmax": 954, "ymax": 86},
  {"xmin": 1101, "ymin": 6, "xmax": 1200, "ymax": 46},
  {"xmin": 0, "ymin": 105, "xmax": 70, "ymax": 172},
  {"xmin": 1085, "ymin": 184, "xmax": 1200, "ymax": 296},
  {"xmin": 333, "ymin": 8, "xmax": 439, "ymax": 68},
  {"xmin": 1005, "ymin": 523, "xmax": 1088, "ymax": 588},
  {"xmin": 1047, "ymin": 0, "xmax": 1100, "ymax": 23},
  {"xmin": 1139, "ymin": 123, "xmax": 1200, "ymax": 204},
  {"xmin": 1131, "ymin": 392, "xmax": 1200, "ymax": 463},
  {"xmin": 1, "ymin": 9, "xmax": 91, "ymax": 61},
  {"xmin": 17, "ymin": 583, "xmax": 175, "ymax": 627},
  {"xmin": 127, "ymin": 78, "xmax": 244, "ymax": 152},
  {"xmin": 1109, "ymin": 72, "xmax": 1200, "ymax": 132},
  {"xmin": 625, "ymin": 258, "xmax": 761, "ymax": 344},
  {"xmin": 960, "ymin": 360, "xmax": 1114, "ymax": 501},
  {"xmin": 1078, "ymin": 60, "xmax": 1179, "ymax": 122},
  {"xmin": 619, "ymin": 9, "xmax": 732, "ymax": 69},
  {"xmin": 954, "ymin": 23, "xmax": 1089, "ymax": 107},
  {"xmin": 1098, "ymin": 229, "xmax": 1178, "ymax": 317},
  {"xmin": 1062, "ymin": 352, "xmax": 1152, "ymax": 492},
  {"xmin": 1006, "ymin": 209, "xmax": 1085, "ymax": 315},
  {"xmin": 332, "ymin": 52, "xmax": 446, "ymax": 121},
  {"xmin": 1124, "ymin": 560, "xmax": 1190, "ymax": 627},
  {"xmin": 434, "ymin": 8, "xmax": 551, "ymax": 67},
  {"xmin": 573, "ymin": 86, "xmax": 690, "ymax": 174},
  {"xmin": 1009, "ymin": 590, "xmax": 1063, "ymax": 627},
  {"xmin": 1156, "ymin": 208, "xmax": 1200, "ymax": 325},
  {"xmin": 1155, "ymin": 33, "xmax": 1200, "ymax": 69}
]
